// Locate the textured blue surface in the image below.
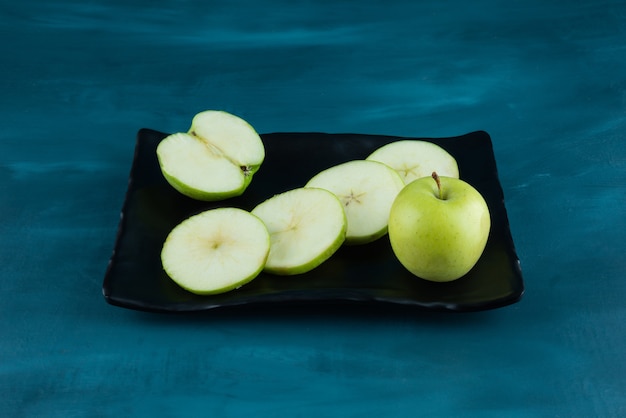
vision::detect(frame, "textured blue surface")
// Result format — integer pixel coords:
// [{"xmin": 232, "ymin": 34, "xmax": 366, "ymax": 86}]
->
[{"xmin": 1, "ymin": 0, "xmax": 625, "ymax": 416}]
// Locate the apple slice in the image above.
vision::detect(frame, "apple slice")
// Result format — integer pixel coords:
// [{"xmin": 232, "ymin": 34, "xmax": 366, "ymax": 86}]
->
[
  {"xmin": 366, "ymin": 140, "xmax": 459, "ymax": 184},
  {"xmin": 251, "ymin": 188, "xmax": 346, "ymax": 275},
  {"xmin": 161, "ymin": 207, "xmax": 270, "ymax": 294},
  {"xmin": 157, "ymin": 110, "xmax": 265, "ymax": 201},
  {"xmin": 305, "ymin": 160, "xmax": 405, "ymax": 245}
]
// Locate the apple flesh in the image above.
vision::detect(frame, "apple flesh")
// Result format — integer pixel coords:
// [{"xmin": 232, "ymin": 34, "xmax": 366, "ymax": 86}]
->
[
  {"xmin": 366, "ymin": 140, "xmax": 459, "ymax": 184},
  {"xmin": 388, "ymin": 172, "xmax": 490, "ymax": 282},
  {"xmin": 305, "ymin": 160, "xmax": 405, "ymax": 245},
  {"xmin": 161, "ymin": 207, "xmax": 270, "ymax": 294},
  {"xmin": 251, "ymin": 187, "xmax": 347, "ymax": 275},
  {"xmin": 156, "ymin": 110, "xmax": 265, "ymax": 201}
]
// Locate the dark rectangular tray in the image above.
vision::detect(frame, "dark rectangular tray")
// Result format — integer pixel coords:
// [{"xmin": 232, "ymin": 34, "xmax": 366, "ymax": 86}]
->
[{"xmin": 103, "ymin": 129, "xmax": 523, "ymax": 313}]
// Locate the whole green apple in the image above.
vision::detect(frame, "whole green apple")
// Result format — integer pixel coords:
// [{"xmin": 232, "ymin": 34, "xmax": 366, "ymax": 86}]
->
[{"xmin": 388, "ymin": 172, "xmax": 491, "ymax": 282}]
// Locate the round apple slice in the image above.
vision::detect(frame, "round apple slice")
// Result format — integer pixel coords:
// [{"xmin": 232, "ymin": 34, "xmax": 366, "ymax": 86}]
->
[
  {"xmin": 366, "ymin": 140, "xmax": 459, "ymax": 184},
  {"xmin": 161, "ymin": 208, "xmax": 270, "ymax": 294},
  {"xmin": 157, "ymin": 110, "xmax": 265, "ymax": 201},
  {"xmin": 251, "ymin": 188, "xmax": 347, "ymax": 275},
  {"xmin": 305, "ymin": 160, "xmax": 405, "ymax": 245}
]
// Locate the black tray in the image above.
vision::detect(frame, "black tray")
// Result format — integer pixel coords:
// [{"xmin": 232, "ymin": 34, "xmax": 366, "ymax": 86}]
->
[{"xmin": 103, "ymin": 129, "xmax": 523, "ymax": 313}]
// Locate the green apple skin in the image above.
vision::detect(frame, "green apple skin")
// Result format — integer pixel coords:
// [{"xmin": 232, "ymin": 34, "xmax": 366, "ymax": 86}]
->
[
  {"xmin": 388, "ymin": 175, "xmax": 491, "ymax": 282},
  {"xmin": 160, "ymin": 174, "xmax": 252, "ymax": 201},
  {"xmin": 158, "ymin": 167, "xmax": 249, "ymax": 202}
]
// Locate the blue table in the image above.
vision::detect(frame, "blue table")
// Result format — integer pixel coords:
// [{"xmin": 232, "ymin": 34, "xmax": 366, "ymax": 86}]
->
[{"xmin": 2, "ymin": 0, "xmax": 625, "ymax": 416}]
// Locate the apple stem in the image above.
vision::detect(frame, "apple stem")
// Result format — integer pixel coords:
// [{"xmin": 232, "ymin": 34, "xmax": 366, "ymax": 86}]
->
[{"xmin": 432, "ymin": 172, "xmax": 443, "ymax": 200}]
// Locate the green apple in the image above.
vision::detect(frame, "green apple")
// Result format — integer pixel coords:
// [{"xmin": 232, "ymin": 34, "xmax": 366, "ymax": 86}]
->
[
  {"xmin": 251, "ymin": 187, "xmax": 346, "ymax": 275},
  {"xmin": 305, "ymin": 160, "xmax": 405, "ymax": 245},
  {"xmin": 366, "ymin": 140, "xmax": 459, "ymax": 184},
  {"xmin": 161, "ymin": 207, "xmax": 270, "ymax": 294},
  {"xmin": 388, "ymin": 172, "xmax": 490, "ymax": 282},
  {"xmin": 156, "ymin": 110, "xmax": 265, "ymax": 201}
]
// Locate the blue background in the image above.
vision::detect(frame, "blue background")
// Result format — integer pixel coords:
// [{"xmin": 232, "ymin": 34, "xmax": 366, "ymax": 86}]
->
[{"xmin": 2, "ymin": 0, "xmax": 625, "ymax": 416}]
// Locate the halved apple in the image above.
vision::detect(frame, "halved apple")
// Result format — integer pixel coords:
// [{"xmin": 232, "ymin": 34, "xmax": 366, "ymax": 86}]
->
[
  {"xmin": 366, "ymin": 140, "xmax": 459, "ymax": 184},
  {"xmin": 161, "ymin": 207, "xmax": 270, "ymax": 294},
  {"xmin": 305, "ymin": 160, "xmax": 405, "ymax": 245},
  {"xmin": 251, "ymin": 188, "xmax": 347, "ymax": 275},
  {"xmin": 156, "ymin": 110, "xmax": 265, "ymax": 201}
]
